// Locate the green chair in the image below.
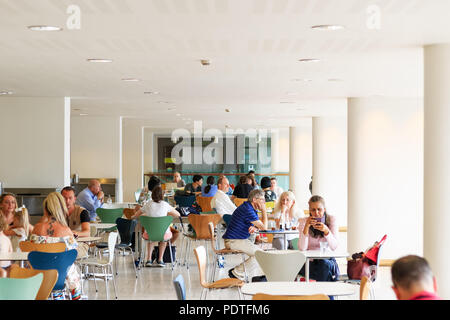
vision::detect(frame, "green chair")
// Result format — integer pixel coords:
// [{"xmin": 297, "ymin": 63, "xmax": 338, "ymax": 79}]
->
[
  {"xmin": 291, "ymin": 237, "xmax": 299, "ymax": 250},
  {"xmin": 139, "ymin": 215, "xmax": 175, "ymax": 270},
  {"xmin": 95, "ymin": 208, "xmax": 123, "ymax": 252},
  {"xmin": 0, "ymin": 273, "xmax": 43, "ymax": 300}
]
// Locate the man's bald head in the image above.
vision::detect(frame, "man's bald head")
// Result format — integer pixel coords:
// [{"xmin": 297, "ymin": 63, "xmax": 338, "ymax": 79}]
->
[{"xmin": 88, "ymin": 180, "xmax": 101, "ymax": 194}]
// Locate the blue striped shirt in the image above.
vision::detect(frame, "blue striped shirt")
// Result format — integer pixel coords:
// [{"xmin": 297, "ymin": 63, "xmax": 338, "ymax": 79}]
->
[{"xmin": 222, "ymin": 201, "xmax": 259, "ymax": 240}]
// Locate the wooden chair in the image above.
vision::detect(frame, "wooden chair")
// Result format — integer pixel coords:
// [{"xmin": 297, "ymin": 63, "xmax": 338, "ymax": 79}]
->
[
  {"xmin": 233, "ymin": 198, "xmax": 247, "ymax": 207},
  {"xmin": 19, "ymin": 241, "xmax": 66, "ymax": 253},
  {"xmin": 208, "ymin": 222, "xmax": 248, "ymax": 283},
  {"xmin": 10, "ymin": 267, "xmax": 58, "ymax": 300},
  {"xmin": 252, "ymin": 293, "xmax": 330, "ymax": 300},
  {"xmin": 196, "ymin": 196, "xmax": 214, "ymax": 212},
  {"xmin": 360, "ymin": 276, "xmax": 371, "ymax": 300},
  {"xmin": 182, "ymin": 213, "xmax": 222, "ymax": 269},
  {"xmin": 194, "ymin": 245, "xmax": 244, "ymax": 300}
]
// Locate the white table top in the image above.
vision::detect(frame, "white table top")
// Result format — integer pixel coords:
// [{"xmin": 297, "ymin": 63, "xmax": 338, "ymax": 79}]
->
[
  {"xmin": 242, "ymin": 281, "xmax": 357, "ymax": 297},
  {"xmin": 77, "ymin": 236, "xmax": 102, "ymax": 243},
  {"xmin": 90, "ymin": 223, "xmax": 116, "ymax": 229},
  {"xmin": 257, "ymin": 229, "xmax": 300, "ymax": 235},
  {"xmin": 0, "ymin": 252, "xmax": 29, "ymax": 261},
  {"xmin": 301, "ymin": 250, "xmax": 349, "ymax": 259}
]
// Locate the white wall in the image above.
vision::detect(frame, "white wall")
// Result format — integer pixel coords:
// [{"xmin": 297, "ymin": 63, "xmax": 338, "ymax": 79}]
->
[
  {"xmin": 71, "ymin": 115, "xmax": 123, "ymax": 201},
  {"xmin": 348, "ymin": 97, "xmax": 423, "ymax": 259},
  {"xmin": 0, "ymin": 97, "xmax": 70, "ymax": 188},
  {"xmin": 312, "ymin": 116, "xmax": 348, "ymax": 229}
]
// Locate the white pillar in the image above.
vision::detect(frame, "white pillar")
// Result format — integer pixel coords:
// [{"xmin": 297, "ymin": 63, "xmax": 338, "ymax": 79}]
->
[
  {"xmin": 347, "ymin": 97, "xmax": 423, "ymax": 260},
  {"xmin": 289, "ymin": 121, "xmax": 312, "ymax": 210},
  {"xmin": 312, "ymin": 116, "xmax": 348, "ymax": 227},
  {"xmin": 424, "ymin": 44, "xmax": 450, "ymax": 299}
]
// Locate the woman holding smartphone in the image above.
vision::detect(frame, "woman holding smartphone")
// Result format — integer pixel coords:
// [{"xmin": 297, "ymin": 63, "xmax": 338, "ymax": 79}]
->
[{"xmin": 297, "ymin": 195, "xmax": 340, "ymax": 282}]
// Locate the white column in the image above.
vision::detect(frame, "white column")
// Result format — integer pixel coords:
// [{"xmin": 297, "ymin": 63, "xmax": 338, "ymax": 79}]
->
[
  {"xmin": 289, "ymin": 121, "xmax": 312, "ymax": 210},
  {"xmin": 347, "ymin": 97, "xmax": 423, "ymax": 260},
  {"xmin": 312, "ymin": 116, "xmax": 348, "ymax": 227},
  {"xmin": 64, "ymin": 97, "xmax": 71, "ymax": 187},
  {"xmin": 424, "ymin": 44, "xmax": 450, "ymax": 299}
]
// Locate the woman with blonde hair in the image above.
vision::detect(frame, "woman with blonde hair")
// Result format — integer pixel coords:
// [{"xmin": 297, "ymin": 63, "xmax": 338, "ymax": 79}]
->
[
  {"xmin": 31, "ymin": 192, "xmax": 82, "ymax": 300},
  {"xmin": 0, "ymin": 193, "xmax": 18, "ymax": 235},
  {"xmin": 10, "ymin": 207, "xmax": 33, "ymax": 252},
  {"xmin": 272, "ymin": 191, "xmax": 304, "ymax": 250}
]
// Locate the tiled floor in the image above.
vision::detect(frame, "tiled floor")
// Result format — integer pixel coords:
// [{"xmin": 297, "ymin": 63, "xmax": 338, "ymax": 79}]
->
[{"xmin": 81, "ymin": 233, "xmax": 396, "ymax": 300}]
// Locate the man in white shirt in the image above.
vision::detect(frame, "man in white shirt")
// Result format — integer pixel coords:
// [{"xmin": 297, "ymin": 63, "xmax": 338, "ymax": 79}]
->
[
  {"xmin": 270, "ymin": 177, "xmax": 284, "ymax": 199},
  {"xmin": 211, "ymin": 176, "xmax": 236, "ymax": 217}
]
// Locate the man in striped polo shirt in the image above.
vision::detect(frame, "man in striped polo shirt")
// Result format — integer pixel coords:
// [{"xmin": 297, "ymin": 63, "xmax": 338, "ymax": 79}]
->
[{"xmin": 223, "ymin": 189, "xmax": 268, "ymax": 281}]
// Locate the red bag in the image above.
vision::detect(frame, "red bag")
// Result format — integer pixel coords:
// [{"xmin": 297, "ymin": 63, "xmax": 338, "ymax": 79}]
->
[
  {"xmin": 365, "ymin": 234, "xmax": 387, "ymax": 264},
  {"xmin": 347, "ymin": 257, "xmax": 372, "ymax": 280}
]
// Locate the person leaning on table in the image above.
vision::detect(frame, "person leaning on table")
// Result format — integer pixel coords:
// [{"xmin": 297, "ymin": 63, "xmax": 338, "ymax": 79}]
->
[
  {"xmin": 297, "ymin": 195, "xmax": 340, "ymax": 281},
  {"xmin": 391, "ymin": 255, "xmax": 441, "ymax": 300},
  {"xmin": 222, "ymin": 189, "xmax": 268, "ymax": 281}
]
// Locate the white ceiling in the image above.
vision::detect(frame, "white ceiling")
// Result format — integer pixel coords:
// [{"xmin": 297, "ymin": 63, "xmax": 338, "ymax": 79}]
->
[{"xmin": 0, "ymin": 0, "xmax": 448, "ymax": 128}]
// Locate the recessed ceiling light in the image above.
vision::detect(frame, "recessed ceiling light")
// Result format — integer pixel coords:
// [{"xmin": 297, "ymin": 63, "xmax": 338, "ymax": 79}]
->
[
  {"xmin": 86, "ymin": 58, "xmax": 113, "ymax": 63},
  {"xmin": 225, "ymin": 108, "xmax": 231, "ymax": 112},
  {"xmin": 292, "ymin": 78, "xmax": 313, "ymax": 82},
  {"xmin": 311, "ymin": 25, "xmax": 345, "ymax": 31},
  {"xmin": 72, "ymin": 108, "xmax": 81, "ymax": 111},
  {"xmin": 27, "ymin": 25, "xmax": 62, "ymax": 31},
  {"xmin": 0, "ymin": 91, "xmax": 13, "ymax": 95},
  {"xmin": 158, "ymin": 101, "xmax": 170, "ymax": 104},
  {"xmin": 121, "ymin": 78, "xmax": 140, "ymax": 82},
  {"xmin": 79, "ymin": 113, "xmax": 88, "ymax": 116},
  {"xmin": 298, "ymin": 58, "xmax": 321, "ymax": 63},
  {"xmin": 144, "ymin": 91, "xmax": 159, "ymax": 95},
  {"xmin": 167, "ymin": 107, "xmax": 176, "ymax": 111},
  {"xmin": 200, "ymin": 59, "xmax": 210, "ymax": 66}
]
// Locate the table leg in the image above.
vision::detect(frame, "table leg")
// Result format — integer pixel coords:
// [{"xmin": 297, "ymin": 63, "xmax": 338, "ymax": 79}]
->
[{"xmin": 305, "ymin": 258, "xmax": 310, "ymax": 282}]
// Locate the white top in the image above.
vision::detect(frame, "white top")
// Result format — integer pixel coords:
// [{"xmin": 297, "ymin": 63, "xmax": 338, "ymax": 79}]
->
[
  {"xmin": 9, "ymin": 227, "xmax": 27, "ymax": 252},
  {"xmin": 241, "ymin": 281, "xmax": 357, "ymax": 297},
  {"xmin": 0, "ymin": 232, "xmax": 13, "ymax": 267},
  {"xmin": 141, "ymin": 200, "xmax": 175, "ymax": 233},
  {"xmin": 211, "ymin": 190, "xmax": 236, "ymax": 216}
]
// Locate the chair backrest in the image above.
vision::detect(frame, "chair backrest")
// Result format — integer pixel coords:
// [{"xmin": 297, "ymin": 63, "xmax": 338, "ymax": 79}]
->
[
  {"xmin": 173, "ymin": 274, "xmax": 186, "ymax": 300},
  {"xmin": 123, "ymin": 208, "xmax": 135, "ymax": 220},
  {"xmin": 222, "ymin": 214, "xmax": 233, "ymax": 227},
  {"xmin": 193, "ymin": 245, "xmax": 209, "ymax": 288},
  {"xmin": 90, "ymin": 225, "xmax": 97, "ymax": 237},
  {"xmin": 196, "ymin": 196, "xmax": 213, "ymax": 212},
  {"xmin": 96, "ymin": 208, "xmax": 124, "ymax": 224},
  {"xmin": 174, "ymin": 195, "xmax": 196, "ymax": 207},
  {"xmin": 106, "ymin": 232, "xmax": 118, "ymax": 263},
  {"xmin": 252, "ymin": 293, "xmax": 330, "ymax": 300},
  {"xmin": 255, "ymin": 250, "xmax": 306, "ymax": 281},
  {"xmin": 28, "ymin": 249, "xmax": 78, "ymax": 291},
  {"xmin": 208, "ymin": 222, "xmax": 219, "ymax": 253},
  {"xmin": 265, "ymin": 201, "xmax": 275, "ymax": 209},
  {"xmin": 188, "ymin": 213, "xmax": 222, "ymax": 240},
  {"xmin": 139, "ymin": 215, "xmax": 173, "ymax": 242},
  {"xmin": 0, "ymin": 273, "xmax": 43, "ymax": 300},
  {"xmin": 19, "ymin": 241, "xmax": 66, "ymax": 253},
  {"xmin": 10, "ymin": 267, "xmax": 58, "ymax": 300},
  {"xmin": 360, "ymin": 276, "xmax": 371, "ymax": 300},
  {"xmin": 116, "ymin": 218, "xmax": 137, "ymax": 245},
  {"xmin": 233, "ymin": 198, "xmax": 247, "ymax": 207},
  {"xmin": 291, "ymin": 238, "xmax": 299, "ymax": 250}
]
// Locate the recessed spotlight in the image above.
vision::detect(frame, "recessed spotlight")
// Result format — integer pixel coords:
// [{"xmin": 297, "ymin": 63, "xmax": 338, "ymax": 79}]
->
[
  {"xmin": 79, "ymin": 113, "xmax": 89, "ymax": 116},
  {"xmin": 158, "ymin": 101, "xmax": 170, "ymax": 104},
  {"xmin": 311, "ymin": 25, "xmax": 345, "ymax": 31},
  {"xmin": 298, "ymin": 58, "xmax": 321, "ymax": 63},
  {"xmin": 292, "ymin": 78, "xmax": 312, "ymax": 82},
  {"xmin": 0, "ymin": 91, "xmax": 13, "ymax": 95},
  {"xmin": 72, "ymin": 108, "xmax": 81, "ymax": 111},
  {"xmin": 225, "ymin": 108, "xmax": 231, "ymax": 113},
  {"xmin": 121, "ymin": 78, "xmax": 140, "ymax": 82},
  {"xmin": 86, "ymin": 58, "xmax": 113, "ymax": 63},
  {"xmin": 200, "ymin": 59, "xmax": 210, "ymax": 66},
  {"xmin": 144, "ymin": 91, "xmax": 159, "ymax": 95},
  {"xmin": 28, "ymin": 25, "xmax": 62, "ymax": 31},
  {"xmin": 167, "ymin": 107, "xmax": 177, "ymax": 111}
]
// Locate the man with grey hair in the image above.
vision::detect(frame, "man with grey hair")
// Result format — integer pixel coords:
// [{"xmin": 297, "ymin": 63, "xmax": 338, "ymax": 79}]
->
[
  {"xmin": 391, "ymin": 255, "xmax": 441, "ymax": 300},
  {"xmin": 222, "ymin": 189, "xmax": 268, "ymax": 281},
  {"xmin": 75, "ymin": 179, "xmax": 104, "ymax": 221}
]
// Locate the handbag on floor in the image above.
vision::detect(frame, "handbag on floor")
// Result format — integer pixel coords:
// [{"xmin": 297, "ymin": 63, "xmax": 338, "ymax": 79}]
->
[{"xmin": 347, "ymin": 234, "xmax": 387, "ymax": 280}]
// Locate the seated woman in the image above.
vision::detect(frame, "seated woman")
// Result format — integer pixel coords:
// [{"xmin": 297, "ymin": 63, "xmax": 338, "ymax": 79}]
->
[
  {"xmin": 201, "ymin": 176, "xmax": 218, "ymax": 197},
  {"xmin": 131, "ymin": 186, "xmax": 180, "ymax": 267},
  {"xmin": 272, "ymin": 191, "xmax": 304, "ymax": 250},
  {"xmin": 231, "ymin": 175, "xmax": 254, "ymax": 201},
  {"xmin": 10, "ymin": 207, "xmax": 33, "ymax": 252},
  {"xmin": 297, "ymin": 195, "xmax": 340, "ymax": 282},
  {"xmin": 0, "ymin": 193, "xmax": 21, "ymax": 237},
  {"xmin": 0, "ymin": 215, "xmax": 17, "ymax": 277},
  {"xmin": 260, "ymin": 176, "xmax": 277, "ymax": 202},
  {"xmin": 31, "ymin": 192, "xmax": 82, "ymax": 300}
]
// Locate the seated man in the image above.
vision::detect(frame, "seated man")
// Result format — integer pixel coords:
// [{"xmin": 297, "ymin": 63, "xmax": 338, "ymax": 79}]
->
[
  {"xmin": 61, "ymin": 186, "xmax": 91, "ymax": 238},
  {"xmin": 270, "ymin": 177, "xmax": 284, "ymax": 199},
  {"xmin": 75, "ymin": 179, "xmax": 104, "ymax": 221},
  {"xmin": 231, "ymin": 175, "xmax": 254, "ymax": 201},
  {"xmin": 183, "ymin": 174, "xmax": 203, "ymax": 196},
  {"xmin": 391, "ymin": 255, "xmax": 441, "ymax": 300},
  {"xmin": 173, "ymin": 171, "xmax": 186, "ymax": 188},
  {"xmin": 222, "ymin": 189, "xmax": 268, "ymax": 281},
  {"xmin": 211, "ymin": 176, "xmax": 236, "ymax": 217}
]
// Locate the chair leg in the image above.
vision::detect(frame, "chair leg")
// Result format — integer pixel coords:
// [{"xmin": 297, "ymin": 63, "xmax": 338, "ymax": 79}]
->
[
  {"xmin": 115, "ymin": 249, "xmax": 118, "ymax": 275},
  {"xmin": 104, "ymin": 266, "xmax": 109, "ymax": 300},
  {"xmin": 242, "ymin": 254, "xmax": 248, "ymax": 283},
  {"xmin": 129, "ymin": 248, "xmax": 138, "ymax": 278},
  {"xmin": 93, "ymin": 265, "xmax": 98, "ymax": 292},
  {"xmin": 168, "ymin": 240, "xmax": 175, "ymax": 270},
  {"xmin": 110, "ymin": 264, "xmax": 118, "ymax": 299}
]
